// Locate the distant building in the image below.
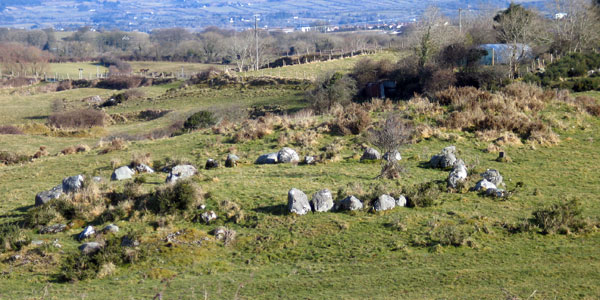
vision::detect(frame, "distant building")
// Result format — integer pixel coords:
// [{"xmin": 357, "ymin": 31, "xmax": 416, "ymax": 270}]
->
[{"xmin": 478, "ymin": 44, "xmax": 532, "ymax": 65}]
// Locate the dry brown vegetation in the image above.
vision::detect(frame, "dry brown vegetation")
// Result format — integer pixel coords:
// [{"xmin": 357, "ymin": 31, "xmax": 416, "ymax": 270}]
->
[
  {"xmin": 99, "ymin": 138, "xmax": 128, "ymax": 154},
  {"xmin": 48, "ymin": 109, "xmax": 107, "ymax": 129},
  {"xmin": 0, "ymin": 125, "xmax": 24, "ymax": 135}
]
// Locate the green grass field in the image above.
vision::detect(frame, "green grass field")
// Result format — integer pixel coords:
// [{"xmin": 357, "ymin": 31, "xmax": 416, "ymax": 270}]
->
[{"xmin": 0, "ymin": 56, "xmax": 599, "ymax": 299}]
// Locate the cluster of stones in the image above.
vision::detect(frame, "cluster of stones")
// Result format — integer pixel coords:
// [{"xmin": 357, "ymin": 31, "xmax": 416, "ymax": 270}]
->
[
  {"xmin": 360, "ymin": 147, "xmax": 402, "ymax": 162},
  {"xmin": 287, "ymin": 188, "xmax": 407, "ymax": 215}
]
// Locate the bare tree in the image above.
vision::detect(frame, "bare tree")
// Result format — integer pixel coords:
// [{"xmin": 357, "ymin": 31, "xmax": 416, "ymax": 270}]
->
[
  {"xmin": 228, "ymin": 31, "xmax": 253, "ymax": 71},
  {"xmin": 368, "ymin": 114, "xmax": 414, "ymax": 179},
  {"xmin": 551, "ymin": 0, "xmax": 600, "ymax": 54}
]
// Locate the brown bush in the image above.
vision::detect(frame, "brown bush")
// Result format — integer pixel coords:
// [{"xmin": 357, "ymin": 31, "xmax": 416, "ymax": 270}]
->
[
  {"xmin": 33, "ymin": 146, "xmax": 49, "ymax": 159},
  {"xmin": 0, "ymin": 151, "xmax": 30, "ymax": 165},
  {"xmin": 0, "ymin": 125, "xmax": 24, "ymax": 135},
  {"xmin": 61, "ymin": 146, "xmax": 76, "ymax": 155},
  {"xmin": 56, "ymin": 80, "xmax": 73, "ymax": 91},
  {"xmin": 75, "ymin": 144, "xmax": 90, "ymax": 153},
  {"xmin": 131, "ymin": 152, "xmax": 152, "ymax": 167},
  {"xmin": 329, "ymin": 103, "xmax": 372, "ymax": 135},
  {"xmin": 99, "ymin": 138, "xmax": 128, "ymax": 154},
  {"xmin": 574, "ymin": 96, "xmax": 600, "ymax": 117},
  {"xmin": 48, "ymin": 109, "xmax": 107, "ymax": 129}
]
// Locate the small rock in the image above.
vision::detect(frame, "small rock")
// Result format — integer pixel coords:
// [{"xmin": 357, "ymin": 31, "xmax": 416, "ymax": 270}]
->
[
  {"xmin": 255, "ymin": 152, "xmax": 278, "ymax": 165},
  {"xmin": 277, "ymin": 147, "xmax": 300, "ymax": 163},
  {"xmin": 383, "ymin": 150, "xmax": 402, "ymax": 162},
  {"xmin": 396, "ymin": 195, "xmax": 407, "ymax": 207},
  {"xmin": 304, "ymin": 156, "xmax": 315, "ymax": 165},
  {"xmin": 448, "ymin": 160, "xmax": 468, "ymax": 189},
  {"xmin": 62, "ymin": 175, "xmax": 85, "ymax": 194},
  {"xmin": 39, "ymin": 224, "xmax": 67, "ymax": 234},
  {"xmin": 135, "ymin": 164, "xmax": 154, "ymax": 173},
  {"xmin": 201, "ymin": 211, "xmax": 217, "ymax": 223},
  {"xmin": 79, "ymin": 242, "xmax": 102, "ymax": 255},
  {"xmin": 486, "ymin": 188, "xmax": 507, "ymax": 198},
  {"xmin": 111, "ymin": 166, "xmax": 135, "ymax": 181},
  {"xmin": 339, "ymin": 196, "xmax": 363, "ymax": 211},
  {"xmin": 166, "ymin": 164, "xmax": 197, "ymax": 183},
  {"xmin": 52, "ymin": 239, "xmax": 62, "ymax": 248},
  {"xmin": 78, "ymin": 226, "xmax": 95, "ymax": 241},
  {"xmin": 481, "ymin": 169, "xmax": 503, "ymax": 186},
  {"xmin": 225, "ymin": 154, "xmax": 239, "ymax": 168},
  {"xmin": 31, "ymin": 240, "xmax": 44, "ymax": 246},
  {"xmin": 373, "ymin": 194, "xmax": 396, "ymax": 211},
  {"xmin": 310, "ymin": 189, "xmax": 334, "ymax": 212},
  {"xmin": 35, "ymin": 185, "xmax": 63, "ymax": 206},
  {"xmin": 103, "ymin": 224, "xmax": 119, "ymax": 234},
  {"xmin": 287, "ymin": 188, "xmax": 311, "ymax": 215},
  {"xmin": 474, "ymin": 179, "xmax": 497, "ymax": 191},
  {"xmin": 92, "ymin": 176, "xmax": 103, "ymax": 183},
  {"xmin": 360, "ymin": 147, "xmax": 381, "ymax": 161},
  {"xmin": 205, "ymin": 159, "xmax": 219, "ymax": 170}
]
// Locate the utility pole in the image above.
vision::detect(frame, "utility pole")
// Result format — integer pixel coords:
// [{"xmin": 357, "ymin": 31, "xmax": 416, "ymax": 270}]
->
[
  {"xmin": 458, "ymin": 8, "xmax": 463, "ymax": 34},
  {"xmin": 254, "ymin": 15, "xmax": 259, "ymax": 71}
]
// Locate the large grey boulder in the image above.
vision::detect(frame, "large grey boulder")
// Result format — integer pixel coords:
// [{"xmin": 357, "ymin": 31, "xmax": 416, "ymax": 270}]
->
[
  {"xmin": 481, "ymin": 169, "xmax": 503, "ymax": 186},
  {"xmin": 396, "ymin": 195, "xmax": 407, "ymax": 207},
  {"xmin": 287, "ymin": 188, "xmax": 311, "ymax": 215},
  {"xmin": 79, "ymin": 242, "xmax": 102, "ymax": 255},
  {"xmin": 35, "ymin": 185, "xmax": 63, "ymax": 206},
  {"xmin": 256, "ymin": 152, "xmax": 278, "ymax": 165},
  {"xmin": 166, "ymin": 165, "xmax": 197, "ymax": 183},
  {"xmin": 338, "ymin": 196, "xmax": 363, "ymax": 211},
  {"xmin": 225, "ymin": 154, "xmax": 239, "ymax": 168},
  {"xmin": 360, "ymin": 147, "xmax": 381, "ymax": 161},
  {"xmin": 448, "ymin": 160, "xmax": 468, "ymax": 189},
  {"xmin": 373, "ymin": 194, "xmax": 396, "ymax": 211},
  {"xmin": 78, "ymin": 226, "xmax": 95, "ymax": 241},
  {"xmin": 474, "ymin": 179, "xmax": 496, "ymax": 191},
  {"xmin": 429, "ymin": 146, "xmax": 458, "ymax": 169},
  {"xmin": 135, "ymin": 164, "xmax": 154, "ymax": 173},
  {"xmin": 62, "ymin": 175, "xmax": 85, "ymax": 194},
  {"xmin": 277, "ymin": 147, "xmax": 300, "ymax": 163},
  {"xmin": 383, "ymin": 150, "xmax": 402, "ymax": 162},
  {"xmin": 111, "ymin": 166, "xmax": 135, "ymax": 181},
  {"xmin": 310, "ymin": 189, "xmax": 334, "ymax": 212}
]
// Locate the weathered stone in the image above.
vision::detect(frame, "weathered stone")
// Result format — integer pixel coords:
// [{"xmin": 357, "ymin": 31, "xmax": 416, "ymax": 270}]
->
[
  {"xmin": 92, "ymin": 176, "xmax": 103, "ymax": 183},
  {"xmin": 373, "ymin": 194, "xmax": 396, "ymax": 211},
  {"xmin": 225, "ymin": 154, "xmax": 239, "ymax": 168},
  {"xmin": 383, "ymin": 150, "xmax": 402, "ymax": 162},
  {"xmin": 31, "ymin": 240, "xmax": 44, "ymax": 246},
  {"xmin": 448, "ymin": 160, "xmax": 468, "ymax": 189},
  {"xmin": 205, "ymin": 159, "xmax": 219, "ymax": 169},
  {"xmin": 135, "ymin": 164, "xmax": 154, "ymax": 173},
  {"xmin": 429, "ymin": 146, "xmax": 458, "ymax": 169},
  {"xmin": 339, "ymin": 196, "xmax": 363, "ymax": 211},
  {"xmin": 277, "ymin": 147, "xmax": 300, "ymax": 163},
  {"xmin": 201, "ymin": 211, "xmax": 217, "ymax": 223},
  {"xmin": 35, "ymin": 185, "xmax": 63, "ymax": 206},
  {"xmin": 256, "ymin": 152, "xmax": 278, "ymax": 164},
  {"xmin": 39, "ymin": 224, "xmax": 67, "ymax": 234},
  {"xmin": 287, "ymin": 188, "xmax": 311, "ymax": 215},
  {"xmin": 360, "ymin": 147, "xmax": 381, "ymax": 161},
  {"xmin": 78, "ymin": 226, "xmax": 95, "ymax": 241},
  {"xmin": 396, "ymin": 195, "xmax": 407, "ymax": 207},
  {"xmin": 486, "ymin": 188, "xmax": 507, "ymax": 198},
  {"xmin": 121, "ymin": 236, "xmax": 140, "ymax": 247},
  {"xmin": 310, "ymin": 189, "xmax": 334, "ymax": 212},
  {"xmin": 304, "ymin": 156, "xmax": 316, "ymax": 165},
  {"xmin": 481, "ymin": 169, "xmax": 503, "ymax": 186},
  {"xmin": 111, "ymin": 166, "xmax": 135, "ymax": 181},
  {"xmin": 166, "ymin": 165, "xmax": 197, "ymax": 183},
  {"xmin": 62, "ymin": 175, "xmax": 85, "ymax": 194},
  {"xmin": 103, "ymin": 224, "xmax": 119, "ymax": 234},
  {"xmin": 79, "ymin": 242, "xmax": 102, "ymax": 255},
  {"xmin": 474, "ymin": 179, "xmax": 497, "ymax": 191}
]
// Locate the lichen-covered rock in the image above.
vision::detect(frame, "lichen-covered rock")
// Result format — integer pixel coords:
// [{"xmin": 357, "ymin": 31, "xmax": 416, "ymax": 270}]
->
[
  {"xmin": 135, "ymin": 164, "xmax": 154, "ymax": 173},
  {"xmin": 360, "ymin": 147, "xmax": 381, "ymax": 161},
  {"xmin": 448, "ymin": 160, "xmax": 468, "ymax": 189},
  {"xmin": 111, "ymin": 166, "xmax": 135, "ymax": 181},
  {"xmin": 277, "ymin": 147, "xmax": 300, "ymax": 163},
  {"xmin": 79, "ymin": 242, "xmax": 102, "ymax": 255},
  {"xmin": 396, "ymin": 195, "xmax": 407, "ymax": 207},
  {"xmin": 373, "ymin": 194, "xmax": 396, "ymax": 211},
  {"xmin": 383, "ymin": 150, "xmax": 402, "ymax": 162},
  {"xmin": 339, "ymin": 196, "xmax": 363, "ymax": 211},
  {"xmin": 256, "ymin": 152, "xmax": 278, "ymax": 164},
  {"xmin": 481, "ymin": 169, "xmax": 503, "ymax": 186},
  {"xmin": 201, "ymin": 211, "xmax": 217, "ymax": 223},
  {"xmin": 62, "ymin": 175, "xmax": 85, "ymax": 194},
  {"xmin": 310, "ymin": 189, "xmax": 334, "ymax": 212},
  {"xmin": 78, "ymin": 226, "xmax": 95, "ymax": 241},
  {"xmin": 35, "ymin": 185, "xmax": 63, "ymax": 206},
  {"xmin": 39, "ymin": 224, "xmax": 67, "ymax": 234},
  {"xmin": 103, "ymin": 224, "xmax": 119, "ymax": 234},
  {"xmin": 474, "ymin": 179, "xmax": 496, "ymax": 191},
  {"xmin": 304, "ymin": 156, "xmax": 316, "ymax": 165},
  {"xmin": 166, "ymin": 165, "xmax": 197, "ymax": 183},
  {"xmin": 225, "ymin": 154, "xmax": 239, "ymax": 168},
  {"xmin": 287, "ymin": 188, "xmax": 311, "ymax": 215},
  {"xmin": 429, "ymin": 146, "xmax": 458, "ymax": 169}
]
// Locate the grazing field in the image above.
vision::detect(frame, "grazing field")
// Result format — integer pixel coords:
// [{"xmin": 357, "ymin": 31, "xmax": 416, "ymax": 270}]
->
[{"xmin": 0, "ymin": 55, "xmax": 599, "ymax": 300}]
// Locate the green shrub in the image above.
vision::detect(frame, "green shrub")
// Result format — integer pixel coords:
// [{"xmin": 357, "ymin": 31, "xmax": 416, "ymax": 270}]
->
[
  {"xmin": 0, "ymin": 151, "xmax": 30, "ymax": 165},
  {"xmin": 148, "ymin": 180, "xmax": 202, "ymax": 215},
  {"xmin": 404, "ymin": 181, "xmax": 443, "ymax": 208},
  {"xmin": 429, "ymin": 223, "xmax": 472, "ymax": 246},
  {"xmin": 0, "ymin": 224, "xmax": 31, "ymax": 253},
  {"xmin": 183, "ymin": 111, "xmax": 217, "ymax": 131},
  {"xmin": 24, "ymin": 205, "xmax": 59, "ymax": 227},
  {"xmin": 531, "ymin": 199, "xmax": 585, "ymax": 234},
  {"xmin": 306, "ymin": 72, "xmax": 357, "ymax": 113}
]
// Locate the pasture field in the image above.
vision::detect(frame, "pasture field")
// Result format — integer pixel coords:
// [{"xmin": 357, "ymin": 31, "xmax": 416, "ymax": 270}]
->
[{"xmin": 0, "ymin": 55, "xmax": 599, "ymax": 299}]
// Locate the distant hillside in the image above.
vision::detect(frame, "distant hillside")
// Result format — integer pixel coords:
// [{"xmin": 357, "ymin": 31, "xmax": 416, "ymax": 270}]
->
[{"xmin": 0, "ymin": 0, "xmax": 548, "ymax": 31}]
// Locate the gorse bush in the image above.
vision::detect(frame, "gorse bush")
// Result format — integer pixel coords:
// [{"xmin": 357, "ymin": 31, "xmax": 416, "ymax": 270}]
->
[
  {"xmin": 0, "ymin": 151, "xmax": 30, "ymax": 165},
  {"xmin": 0, "ymin": 224, "xmax": 31, "ymax": 253},
  {"xmin": 329, "ymin": 103, "xmax": 372, "ymax": 135},
  {"xmin": 404, "ymin": 181, "xmax": 443, "ymax": 208},
  {"xmin": 531, "ymin": 199, "xmax": 585, "ymax": 234},
  {"xmin": 183, "ymin": 111, "xmax": 217, "ymax": 131},
  {"xmin": 148, "ymin": 180, "xmax": 203, "ymax": 215},
  {"xmin": 306, "ymin": 72, "xmax": 357, "ymax": 113},
  {"xmin": 48, "ymin": 109, "xmax": 107, "ymax": 129}
]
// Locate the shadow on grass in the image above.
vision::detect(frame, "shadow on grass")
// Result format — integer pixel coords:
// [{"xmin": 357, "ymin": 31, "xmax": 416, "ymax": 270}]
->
[
  {"xmin": 253, "ymin": 204, "xmax": 287, "ymax": 216},
  {"xmin": 24, "ymin": 115, "xmax": 48, "ymax": 120}
]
